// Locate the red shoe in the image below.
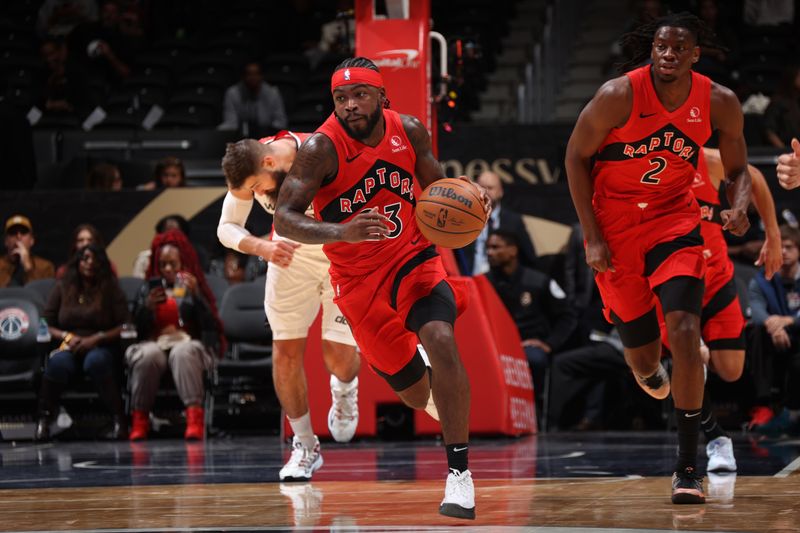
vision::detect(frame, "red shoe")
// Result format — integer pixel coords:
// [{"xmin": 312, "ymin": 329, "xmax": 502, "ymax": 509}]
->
[
  {"xmin": 129, "ymin": 410, "xmax": 149, "ymax": 441},
  {"xmin": 747, "ymin": 406, "xmax": 774, "ymax": 430},
  {"xmin": 184, "ymin": 406, "xmax": 205, "ymax": 440}
]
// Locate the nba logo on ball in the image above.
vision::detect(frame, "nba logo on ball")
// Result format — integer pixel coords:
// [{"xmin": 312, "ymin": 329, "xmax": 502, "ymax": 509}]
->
[
  {"xmin": 436, "ymin": 208, "xmax": 448, "ymax": 228},
  {"xmin": 415, "ymin": 178, "xmax": 487, "ymax": 248}
]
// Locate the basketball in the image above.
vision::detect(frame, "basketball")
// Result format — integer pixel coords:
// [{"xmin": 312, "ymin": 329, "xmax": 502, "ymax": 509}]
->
[{"xmin": 415, "ymin": 178, "xmax": 487, "ymax": 248}]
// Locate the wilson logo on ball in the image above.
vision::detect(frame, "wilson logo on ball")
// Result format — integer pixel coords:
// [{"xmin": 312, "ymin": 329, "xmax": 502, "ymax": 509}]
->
[{"xmin": 427, "ymin": 186, "xmax": 473, "ymax": 208}]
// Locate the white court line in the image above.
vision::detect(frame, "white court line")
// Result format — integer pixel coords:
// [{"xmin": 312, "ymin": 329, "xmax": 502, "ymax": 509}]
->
[{"xmin": 774, "ymin": 455, "xmax": 800, "ymax": 478}]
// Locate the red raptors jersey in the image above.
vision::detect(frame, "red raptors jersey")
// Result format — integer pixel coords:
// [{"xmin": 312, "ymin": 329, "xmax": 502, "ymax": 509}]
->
[
  {"xmin": 692, "ymin": 150, "xmax": 735, "ymax": 287},
  {"xmin": 592, "ymin": 65, "xmax": 712, "ymax": 206},
  {"xmin": 312, "ymin": 109, "xmax": 430, "ymax": 277}
]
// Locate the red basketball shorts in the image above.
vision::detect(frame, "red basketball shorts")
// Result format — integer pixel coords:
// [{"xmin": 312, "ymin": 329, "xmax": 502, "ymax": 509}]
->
[
  {"xmin": 593, "ymin": 194, "xmax": 705, "ymax": 324},
  {"xmin": 330, "ymin": 246, "xmax": 468, "ymax": 376}
]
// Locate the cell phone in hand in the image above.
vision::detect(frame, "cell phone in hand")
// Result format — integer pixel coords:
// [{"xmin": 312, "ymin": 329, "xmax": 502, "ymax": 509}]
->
[{"xmin": 147, "ymin": 277, "xmax": 164, "ymax": 290}]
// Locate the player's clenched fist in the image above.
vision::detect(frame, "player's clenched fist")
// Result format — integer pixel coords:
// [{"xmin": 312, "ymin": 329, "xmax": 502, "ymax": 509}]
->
[
  {"xmin": 721, "ymin": 207, "xmax": 750, "ymax": 236},
  {"xmin": 265, "ymin": 240, "xmax": 300, "ymax": 268},
  {"xmin": 339, "ymin": 209, "xmax": 390, "ymax": 242},
  {"xmin": 585, "ymin": 239, "xmax": 615, "ymax": 273}
]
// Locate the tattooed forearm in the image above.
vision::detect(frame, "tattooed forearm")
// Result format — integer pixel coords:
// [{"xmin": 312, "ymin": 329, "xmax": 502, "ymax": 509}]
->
[{"xmin": 273, "ymin": 134, "xmax": 343, "ymax": 244}]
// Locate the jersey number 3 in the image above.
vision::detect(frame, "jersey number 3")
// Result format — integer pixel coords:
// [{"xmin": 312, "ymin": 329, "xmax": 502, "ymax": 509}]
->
[
  {"xmin": 641, "ymin": 156, "xmax": 667, "ymax": 185},
  {"xmin": 382, "ymin": 202, "xmax": 403, "ymax": 239}
]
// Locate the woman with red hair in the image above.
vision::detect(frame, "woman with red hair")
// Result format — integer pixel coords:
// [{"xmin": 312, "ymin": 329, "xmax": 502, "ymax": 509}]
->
[{"xmin": 125, "ymin": 229, "xmax": 224, "ymax": 440}]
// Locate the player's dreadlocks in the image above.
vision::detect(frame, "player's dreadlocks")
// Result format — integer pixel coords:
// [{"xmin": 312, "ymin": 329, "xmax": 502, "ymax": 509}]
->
[
  {"xmin": 617, "ymin": 11, "xmax": 727, "ymax": 73},
  {"xmin": 333, "ymin": 56, "xmax": 391, "ymax": 108}
]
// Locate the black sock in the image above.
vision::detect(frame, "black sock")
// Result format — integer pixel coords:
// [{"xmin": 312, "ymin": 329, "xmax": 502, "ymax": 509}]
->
[
  {"xmin": 701, "ymin": 390, "xmax": 726, "ymax": 442},
  {"xmin": 675, "ymin": 408, "xmax": 701, "ymax": 473},
  {"xmin": 446, "ymin": 443, "xmax": 468, "ymax": 474}
]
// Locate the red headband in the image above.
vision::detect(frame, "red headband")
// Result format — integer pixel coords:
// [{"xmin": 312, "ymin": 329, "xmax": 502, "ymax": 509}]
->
[{"xmin": 331, "ymin": 67, "xmax": 384, "ymax": 92}]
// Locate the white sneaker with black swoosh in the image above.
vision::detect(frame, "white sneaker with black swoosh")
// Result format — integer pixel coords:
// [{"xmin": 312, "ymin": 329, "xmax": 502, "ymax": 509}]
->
[
  {"xmin": 635, "ymin": 363, "xmax": 670, "ymax": 400},
  {"xmin": 439, "ymin": 469, "xmax": 475, "ymax": 519}
]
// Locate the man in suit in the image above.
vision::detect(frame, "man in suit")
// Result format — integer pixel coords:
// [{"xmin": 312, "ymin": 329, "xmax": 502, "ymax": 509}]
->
[{"xmin": 460, "ymin": 171, "xmax": 536, "ymax": 275}]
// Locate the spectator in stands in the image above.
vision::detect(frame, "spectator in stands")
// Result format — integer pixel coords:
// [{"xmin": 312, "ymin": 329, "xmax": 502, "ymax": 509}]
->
[
  {"xmin": 743, "ymin": 0, "xmax": 794, "ymax": 26},
  {"xmin": 763, "ymin": 66, "xmax": 800, "ymax": 149},
  {"xmin": 86, "ymin": 161, "xmax": 123, "ymax": 190},
  {"xmin": 71, "ymin": 1, "xmax": 145, "ymax": 85},
  {"xmin": 694, "ymin": 0, "xmax": 736, "ymax": 87},
  {"xmin": 549, "ymin": 224, "xmax": 629, "ymax": 430},
  {"xmin": 218, "ymin": 62, "xmax": 288, "ymax": 138},
  {"xmin": 305, "ymin": 0, "xmax": 355, "ymax": 68},
  {"xmin": 207, "ymin": 247, "xmax": 265, "ymax": 285},
  {"xmin": 37, "ymin": 0, "xmax": 98, "ymax": 38},
  {"xmin": 35, "ymin": 243, "xmax": 129, "ymax": 441},
  {"xmin": 132, "ymin": 214, "xmax": 210, "ymax": 278},
  {"xmin": 461, "ymin": 171, "xmax": 536, "ymax": 275},
  {"xmin": 746, "ymin": 224, "xmax": 800, "ymax": 437},
  {"xmin": 483, "ymin": 229, "xmax": 576, "ymax": 428},
  {"xmin": 39, "ymin": 37, "xmax": 93, "ymax": 118},
  {"xmin": 126, "ymin": 229, "xmax": 224, "ymax": 441},
  {"xmin": 0, "ymin": 215, "xmax": 55, "ymax": 288},
  {"xmin": 56, "ymin": 223, "xmax": 115, "ymax": 279},
  {"xmin": 139, "ymin": 156, "xmax": 187, "ymax": 190}
]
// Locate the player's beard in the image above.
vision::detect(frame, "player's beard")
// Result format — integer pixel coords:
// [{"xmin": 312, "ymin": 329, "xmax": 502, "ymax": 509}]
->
[
  {"xmin": 336, "ymin": 107, "xmax": 382, "ymax": 141},
  {"xmin": 266, "ymin": 169, "xmax": 288, "ymax": 206}
]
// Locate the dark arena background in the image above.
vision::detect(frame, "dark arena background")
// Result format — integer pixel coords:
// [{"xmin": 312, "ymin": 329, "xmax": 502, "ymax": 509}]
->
[{"xmin": 1, "ymin": 0, "xmax": 799, "ymax": 531}]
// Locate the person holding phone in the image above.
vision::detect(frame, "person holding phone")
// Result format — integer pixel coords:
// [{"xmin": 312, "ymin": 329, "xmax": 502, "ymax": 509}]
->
[
  {"xmin": 0, "ymin": 215, "xmax": 54, "ymax": 287},
  {"xmin": 125, "ymin": 229, "xmax": 224, "ymax": 441}
]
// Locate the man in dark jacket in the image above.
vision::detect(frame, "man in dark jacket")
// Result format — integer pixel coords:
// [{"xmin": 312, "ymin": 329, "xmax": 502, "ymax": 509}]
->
[
  {"xmin": 747, "ymin": 224, "xmax": 800, "ymax": 436},
  {"xmin": 483, "ymin": 229, "xmax": 576, "ymax": 425}
]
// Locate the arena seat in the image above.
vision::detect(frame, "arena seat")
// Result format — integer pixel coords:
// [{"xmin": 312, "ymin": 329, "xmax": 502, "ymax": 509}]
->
[
  {"xmin": 0, "ymin": 289, "xmax": 47, "ymax": 397},
  {"xmin": 24, "ymin": 278, "xmax": 55, "ymax": 308}
]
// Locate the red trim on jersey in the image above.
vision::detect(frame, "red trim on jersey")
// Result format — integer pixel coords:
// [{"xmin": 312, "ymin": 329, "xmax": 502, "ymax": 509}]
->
[{"xmin": 331, "ymin": 67, "xmax": 384, "ymax": 91}]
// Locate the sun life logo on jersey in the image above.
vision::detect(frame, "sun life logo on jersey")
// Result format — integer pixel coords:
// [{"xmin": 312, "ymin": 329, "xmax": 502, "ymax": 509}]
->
[
  {"xmin": 390, "ymin": 135, "xmax": 407, "ymax": 153},
  {"xmin": 0, "ymin": 307, "xmax": 30, "ymax": 341},
  {"xmin": 687, "ymin": 106, "xmax": 702, "ymax": 123},
  {"xmin": 344, "ymin": 69, "xmax": 351, "ymax": 81}
]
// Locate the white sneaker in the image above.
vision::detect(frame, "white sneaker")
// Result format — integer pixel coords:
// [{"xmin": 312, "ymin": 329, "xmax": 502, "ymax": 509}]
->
[
  {"xmin": 439, "ymin": 469, "xmax": 475, "ymax": 519},
  {"xmin": 707, "ymin": 472, "xmax": 736, "ymax": 505},
  {"xmin": 706, "ymin": 436, "xmax": 737, "ymax": 472},
  {"xmin": 328, "ymin": 375, "xmax": 359, "ymax": 442},
  {"xmin": 279, "ymin": 436, "xmax": 323, "ymax": 481},
  {"xmin": 279, "ymin": 482, "xmax": 323, "ymax": 526},
  {"xmin": 634, "ymin": 363, "xmax": 671, "ymax": 400},
  {"xmin": 425, "ymin": 392, "xmax": 440, "ymax": 421}
]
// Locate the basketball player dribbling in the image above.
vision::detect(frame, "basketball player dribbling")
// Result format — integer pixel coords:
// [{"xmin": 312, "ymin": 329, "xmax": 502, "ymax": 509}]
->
[
  {"xmin": 219, "ymin": 132, "xmax": 361, "ymax": 482},
  {"xmin": 273, "ymin": 57, "xmax": 491, "ymax": 520},
  {"xmin": 565, "ymin": 13, "xmax": 752, "ymax": 504}
]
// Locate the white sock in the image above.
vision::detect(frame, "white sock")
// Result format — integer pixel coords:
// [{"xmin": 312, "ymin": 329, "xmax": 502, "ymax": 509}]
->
[{"xmin": 288, "ymin": 412, "xmax": 316, "ymax": 450}]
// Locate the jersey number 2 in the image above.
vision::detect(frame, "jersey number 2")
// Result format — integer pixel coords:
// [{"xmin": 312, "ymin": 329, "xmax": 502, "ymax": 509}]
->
[{"xmin": 641, "ymin": 156, "xmax": 667, "ymax": 185}]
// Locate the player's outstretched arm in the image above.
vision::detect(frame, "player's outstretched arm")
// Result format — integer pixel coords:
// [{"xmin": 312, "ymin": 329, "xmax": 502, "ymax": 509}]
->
[
  {"xmin": 712, "ymin": 83, "xmax": 751, "ymax": 237},
  {"xmin": 274, "ymin": 133, "xmax": 390, "ymax": 244},
  {"xmin": 749, "ymin": 164, "xmax": 782, "ymax": 279},
  {"xmin": 776, "ymin": 138, "xmax": 800, "ymax": 190},
  {"xmin": 565, "ymin": 77, "xmax": 630, "ymax": 273}
]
